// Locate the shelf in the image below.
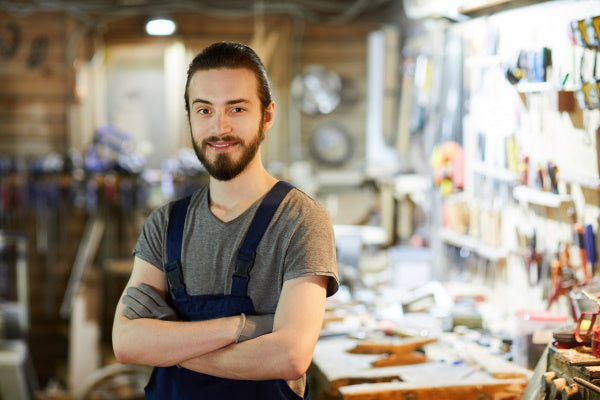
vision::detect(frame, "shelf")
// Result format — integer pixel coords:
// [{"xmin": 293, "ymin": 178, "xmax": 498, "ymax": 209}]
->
[
  {"xmin": 441, "ymin": 229, "xmax": 508, "ymax": 261},
  {"xmin": 465, "ymin": 55, "xmax": 502, "ymax": 68},
  {"xmin": 559, "ymin": 172, "xmax": 600, "ymax": 190},
  {"xmin": 458, "ymin": 0, "xmax": 553, "ymax": 18},
  {"xmin": 515, "ymin": 81, "xmax": 554, "ymax": 93},
  {"xmin": 471, "ymin": 160, "xmax": 521, "ymax": 183},
  {"xmin": 512, "ymin": 185, "xmax": 573, "ymax": 208}
]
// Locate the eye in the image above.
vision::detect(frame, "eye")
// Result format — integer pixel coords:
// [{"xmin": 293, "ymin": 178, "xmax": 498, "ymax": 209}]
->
[
  {"xmin": 196, "ymin": 108, "xmax": 210, "ymax": 115},
  {"xmin": 231, "ymin": 107, "xmax": 245, "ymax": 113}
]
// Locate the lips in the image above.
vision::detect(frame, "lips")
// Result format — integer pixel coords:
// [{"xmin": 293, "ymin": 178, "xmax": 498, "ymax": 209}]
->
[{"xmin": 205, "ymin": 137, "xmax": 239, "ymax": 152}]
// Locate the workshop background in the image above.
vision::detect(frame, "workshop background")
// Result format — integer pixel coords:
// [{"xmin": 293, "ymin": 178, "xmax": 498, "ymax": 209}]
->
[{"xmin": 0, "ymin": 0, "xmax": 599, "ymax": 399}]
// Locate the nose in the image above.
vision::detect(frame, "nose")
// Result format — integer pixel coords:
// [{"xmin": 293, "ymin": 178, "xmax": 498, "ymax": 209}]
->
[{"xmin": 215, "ymin": 111, "xmax": 232, "ymax": 134}]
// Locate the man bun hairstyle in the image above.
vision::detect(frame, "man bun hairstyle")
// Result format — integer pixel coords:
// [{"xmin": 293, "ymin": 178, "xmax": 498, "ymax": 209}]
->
[{"xmin": 184, "ymin": 41, "xmax": 272, "ymax": 114}]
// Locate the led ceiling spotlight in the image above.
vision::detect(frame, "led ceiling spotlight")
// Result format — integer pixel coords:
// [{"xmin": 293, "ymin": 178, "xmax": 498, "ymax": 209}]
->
[{"xmin": 145, "ymin": 18, "xmax": 176, "ymax": 36}]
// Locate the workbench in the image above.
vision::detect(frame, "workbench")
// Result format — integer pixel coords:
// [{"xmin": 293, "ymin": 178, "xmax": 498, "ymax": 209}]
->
[
  {"xmin": 521, "ymin": 344, "xmax": 600, "ymax": 400},
  {"xmin": 308, "ymin": 334, "xmax": 532, "ymax": 400}
]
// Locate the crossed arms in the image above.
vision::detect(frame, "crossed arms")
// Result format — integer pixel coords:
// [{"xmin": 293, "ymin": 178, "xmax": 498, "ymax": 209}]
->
[{"xmin": 112, "ymin": 256, "xmax": 327, "ymax": 381}]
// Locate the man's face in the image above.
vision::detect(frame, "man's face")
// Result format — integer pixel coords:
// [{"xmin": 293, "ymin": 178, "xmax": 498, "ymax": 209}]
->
[{"xmin": 187, "ymin": 68, "xmax": 274, "ymax": 181}]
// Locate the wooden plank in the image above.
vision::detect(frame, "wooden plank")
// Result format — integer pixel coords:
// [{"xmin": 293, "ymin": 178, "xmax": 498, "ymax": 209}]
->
[
  {"xmin": 298, "ymin": 60, "xmax": 366, "ymax": 76},
  {"xmin": 437, "ymin": 334, "xmax": 532, "ymax": 380},
  {"xmin": 0, "ymin": 40, "xmax": 68, "ymax": 66},
  {"xmin": 303, "ymin": 22, "xmax": 378, "ymax": 40},
  {"xmin": 0, "ymin": 93, "xmax": 69, "ymax": 103},
  {"xmin": 371, "ymin": 352, "xmax": 428, "ymax": 367},
  {"xmin": 0, "ymin": 136, "xmax": 66, "ymax": 156},
  {"xmin": 348, "ymin": 337, "xmax": 437, "ymax": 355},
  {"xmin": 312, "ymin": 336, "xmax": 533, "ymax": 399},
  {"xmin": 0, "ymin": 74, "xmax": 70, "ymax": 96},
  {"xmin": 0, "ymin": 98, "xmax": 66, "ymax": 117},
  {"xmin": 339, "ymin": 379, "xmax": 528, "ymax": 400},
  {"xmin": 302, "ymin": 41, "xmax": 368, "ymax": 60},
  {"xmin": 0, "ymin": 120, "xmax": 66, "ymax": 137},
  {"xmin": 0, "ymin": 113, "xmax": 65, "ymax": 125}
]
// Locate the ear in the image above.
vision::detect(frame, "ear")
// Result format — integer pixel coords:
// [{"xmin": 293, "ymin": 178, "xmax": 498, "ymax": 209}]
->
[{"xmin": 262, "ymin": 102, "xmax": 275, "ymax": 132}]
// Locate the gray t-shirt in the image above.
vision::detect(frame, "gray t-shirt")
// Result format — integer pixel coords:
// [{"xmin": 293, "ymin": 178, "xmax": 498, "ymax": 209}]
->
[
  {"xmin": 134, "ymin": 184, "xmax": 339, "ymax": 312},
  {"xmin": 134, "ymin": 184, "xmax": 338, "ymax": 396}
]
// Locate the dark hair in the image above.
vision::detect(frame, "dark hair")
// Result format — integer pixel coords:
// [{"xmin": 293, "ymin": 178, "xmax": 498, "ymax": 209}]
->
[{"xmin": 184, "ymin": 42, "xmax": 272, "ymax": 114}]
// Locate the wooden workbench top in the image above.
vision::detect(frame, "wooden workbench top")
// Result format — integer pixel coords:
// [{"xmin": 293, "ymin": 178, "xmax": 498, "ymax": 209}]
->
[{"xmin": 309, "ymin": 335, "xmax": 532, "ymax": 400}]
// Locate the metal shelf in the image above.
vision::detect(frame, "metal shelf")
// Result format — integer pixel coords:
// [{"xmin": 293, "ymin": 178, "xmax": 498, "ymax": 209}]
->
[
  {"xmin": 515, "ymin": 81, "xmax": 554, "ymax": 93},
  {"xmin": 441, "ymin": 229, "xmax": 508, "ymax": 261},
  {"xmin": 458, "ymin": 0, "xmax": 554, "ymax": 18},
  {"xmin": 512, "ymin": 185, "xmax": 574, "ymax": 208},
  {"xmin": 471, "ymin": 160, "xmax": 521, "ymax": 183},
  {"xmin": 559, "ymin": 172, "xmax": 600, "ymax": 190}
]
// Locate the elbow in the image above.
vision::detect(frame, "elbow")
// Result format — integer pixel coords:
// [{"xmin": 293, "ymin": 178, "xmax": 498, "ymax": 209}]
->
[
  {"xmin": 281, "ymin": 345, "xmax": 312, "ymax": 380},
  {"xmin": 112, "ymin": 323, "xmax": 144, "ymax": 365},
  {"xmin": 113, "ymin": 337, "xmax": 137, "ymax": 365}
]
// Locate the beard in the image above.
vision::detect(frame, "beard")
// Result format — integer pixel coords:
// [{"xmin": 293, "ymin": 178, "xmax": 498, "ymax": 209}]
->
[{"xmin": 192, "ymin": 119, "xmax": 266, "ymax": 181}]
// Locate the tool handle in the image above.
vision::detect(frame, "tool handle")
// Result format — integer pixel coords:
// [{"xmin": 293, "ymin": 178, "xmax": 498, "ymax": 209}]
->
[
  {"xmin": 581, "ymin": 251, "xmax": 591, "ymax": 283},
  {"xmin": 584, "ymin": 225, "xmax": 597, "ymax": 264},
  {"xmin": 575, "ymin": 312, "xmax": 598, "ymax": 343}
]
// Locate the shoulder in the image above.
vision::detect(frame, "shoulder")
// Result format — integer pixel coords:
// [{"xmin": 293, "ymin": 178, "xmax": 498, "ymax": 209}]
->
[
  {"xmin": 145, "ymin": 185, "xmax": 208, "ymax": 227},
  {"xmin": 282, "ymin": 187, "xmax": 331, "ymax": 223},
  {"xmin": 277, "ymin": 186, "xmax": 334, "ymax": 241}
]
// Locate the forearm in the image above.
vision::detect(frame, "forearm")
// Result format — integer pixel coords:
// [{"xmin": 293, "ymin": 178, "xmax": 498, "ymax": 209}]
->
[
  {"xmin": 179, "ymin": 276, "xmax": 329, "ymax": 380},
  {"xmin": 112, "ymin": 313, "xmax": 241, "ymax": 367},
  {"xmin": 179, "ymin": 329, "xmax": 311, "ymax": 381}
]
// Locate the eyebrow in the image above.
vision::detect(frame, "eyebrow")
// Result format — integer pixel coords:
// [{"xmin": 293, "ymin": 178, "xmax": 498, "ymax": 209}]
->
[{"xmin": 191, "ymin": 98, "xmax": 250, "ymax": 106}]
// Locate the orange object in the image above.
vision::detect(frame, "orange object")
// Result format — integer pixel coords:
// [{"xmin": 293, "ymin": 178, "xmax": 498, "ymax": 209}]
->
[{"xmin": 430, "ymin": 142, "xmax": 465, "ymax": 195}]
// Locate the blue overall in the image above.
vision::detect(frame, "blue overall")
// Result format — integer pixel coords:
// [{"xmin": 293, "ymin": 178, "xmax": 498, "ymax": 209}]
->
[{"xmin": 144, "ymin": 181, "xmax": 310, "ymax": 400}]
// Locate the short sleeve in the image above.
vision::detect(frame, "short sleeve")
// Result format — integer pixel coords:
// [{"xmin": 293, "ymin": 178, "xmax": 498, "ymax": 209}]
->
[
  {"xmin": 132, "ymin": 205, "xmax": 169, "ymax": 270},
  {"xmin": 283, "ymin": 201, "xmax": 339, "ymax": 297}
]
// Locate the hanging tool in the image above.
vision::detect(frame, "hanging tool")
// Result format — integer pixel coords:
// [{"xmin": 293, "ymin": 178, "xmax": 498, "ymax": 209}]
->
[
  {"xmin": 525, "ymin": 231, "xmax": 543, "ymax": 286},
  {"xmin": 536, "ymin": 164, "xmax": 545, "ymax": 190},
  {"xmin": 575, "ymin": 224, "xmax": 591, "ymax": 284},
  {"xmin": 585, "ymin": 224, "xmax": 598, "ymax": 277},
  {"xmin": 547, "ymin": 161, "xmax": 558, "ymax": 194},
  {"xmin": 582, "ymin": 290, "xmax": 600, "ymax": 307},
  {"xmin": 547, "ymin": 244, "xmax": 579, "ymax": 321},
  {"xmin": 519, "ymin": 156, "xmax": 529, "ymax": 185},
  {"xmin": 575, "ymin": 291, "xmax": 600, "ymax": 353}
]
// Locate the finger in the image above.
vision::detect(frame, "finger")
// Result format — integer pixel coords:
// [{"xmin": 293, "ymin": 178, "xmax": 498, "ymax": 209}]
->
[
  {"xmin": 137, "ymin": 283, "xmax": 168, "ymax": 307},
  {"xmin": 126, "ymin": 286, "xmax": 151, "ymax": 300},
  {"xmin": 126, "ymin": 286, "xmax": 159, "ymax": 309},
  {"xmin": 122, "ymin": 294, "xmax": 153, "ymax": 318},
  {"xmin": 123, "ymin": 306, "xmax": 141, "ymax": 319}
]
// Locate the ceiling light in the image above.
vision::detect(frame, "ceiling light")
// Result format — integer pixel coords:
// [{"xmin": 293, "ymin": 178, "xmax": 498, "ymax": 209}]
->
[{"xmin": 145, "ymin": 18, "xmax": 176, "ymax": 36}]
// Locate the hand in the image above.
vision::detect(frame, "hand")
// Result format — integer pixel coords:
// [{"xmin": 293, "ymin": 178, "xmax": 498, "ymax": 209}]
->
[
  {"xmin": 236, "ymin": 314, "xmax": 274, "ymax": 342},
  {"xmin": 122, "ymin": 283, "xmax": 178, "ymax": 321}
]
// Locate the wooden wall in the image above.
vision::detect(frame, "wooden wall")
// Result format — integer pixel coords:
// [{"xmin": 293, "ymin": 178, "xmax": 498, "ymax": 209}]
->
[{"xmin": 0, "ymin": 11, "xmax": 79, "ymax": 156}]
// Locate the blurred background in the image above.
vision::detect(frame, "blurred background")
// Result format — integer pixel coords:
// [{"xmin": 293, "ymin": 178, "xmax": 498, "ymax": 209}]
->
[{"xmin": 0, "ymin": 0, "xmax": 599, "ymax": 399}]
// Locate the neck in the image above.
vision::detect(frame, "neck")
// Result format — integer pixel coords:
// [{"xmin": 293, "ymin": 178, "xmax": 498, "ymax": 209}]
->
[{"xmin": 208, "ymin": 157, "xmax": 277, "ymax": 222}]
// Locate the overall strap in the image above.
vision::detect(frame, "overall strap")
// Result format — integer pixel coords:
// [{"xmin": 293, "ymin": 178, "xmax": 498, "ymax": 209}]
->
[
  {"xmin": 165, "ymin": 195, "xmax": 192, "ymax": 299},
  {"xmin": 231, "ymin": 181, "xmax": 294, "ymax": 297}
]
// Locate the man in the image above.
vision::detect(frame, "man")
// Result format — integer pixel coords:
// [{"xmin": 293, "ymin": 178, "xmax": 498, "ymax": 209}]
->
[{"xmin": 112, "ymin": 41, "xmax": 338, "ymax": 399}]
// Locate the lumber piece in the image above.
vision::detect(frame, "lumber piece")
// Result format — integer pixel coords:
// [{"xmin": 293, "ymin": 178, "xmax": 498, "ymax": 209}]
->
[
  {"xmin": 339, "ymin": 378, "xmax": 528, "ymax": 400},
  {"xmin": 348, "ymin": 337, "xmax": 437, "ymax": 355},
  {"xmin": 371, "ymin": 351, "xmax": 427, "ymax": 367}
]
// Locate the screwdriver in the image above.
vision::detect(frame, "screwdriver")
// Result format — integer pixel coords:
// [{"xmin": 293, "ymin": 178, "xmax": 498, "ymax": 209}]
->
[
  {"xmin": 576, "ymin": 224, "xmax": 591, "ymax": 283},
  {"xmin": 585, "ymin": 224, "xmax": 598, "ymax": 277},
  {"xmin": 547, "ymin": 162, "xmax": 558, "ymax": 194}
]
